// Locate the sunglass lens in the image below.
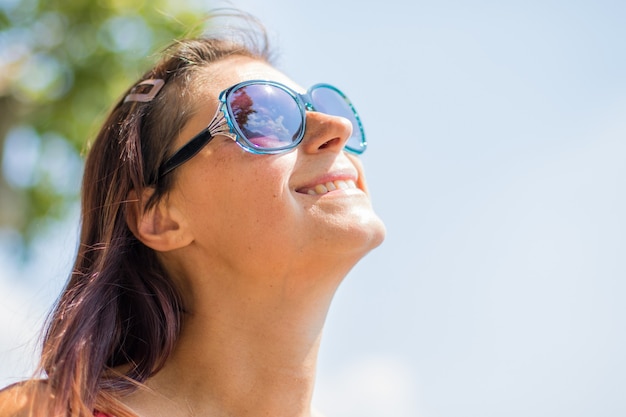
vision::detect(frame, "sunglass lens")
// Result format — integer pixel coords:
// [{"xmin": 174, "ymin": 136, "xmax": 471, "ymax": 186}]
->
[
  {"xmin": 309, "ymin": 86, "xmax": 365, "ymax": 154},
  {"xmin": 227, "ymin": 84, "xmax": 303, "ymax": 151}
]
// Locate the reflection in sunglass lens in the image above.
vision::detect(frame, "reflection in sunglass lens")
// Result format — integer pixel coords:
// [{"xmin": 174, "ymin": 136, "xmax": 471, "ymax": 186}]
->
[
  {"xmin": 228, "ymin": 84, "xmax": 303, "ymax": 150},
  {"xmin": 309, "ymin": 86, "xmax": 365, "ymax": 153}
]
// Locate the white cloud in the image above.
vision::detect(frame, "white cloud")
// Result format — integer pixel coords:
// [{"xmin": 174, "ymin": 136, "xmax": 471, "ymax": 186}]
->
[{"xmin": 314, "ymin": 355, "xmax": 426, "ymax": 417}]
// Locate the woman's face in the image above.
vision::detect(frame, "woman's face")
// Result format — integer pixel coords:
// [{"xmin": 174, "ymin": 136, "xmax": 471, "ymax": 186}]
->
[{"xmin": 164, "ymin": 56, "xmax": 385, "ymax": 281}]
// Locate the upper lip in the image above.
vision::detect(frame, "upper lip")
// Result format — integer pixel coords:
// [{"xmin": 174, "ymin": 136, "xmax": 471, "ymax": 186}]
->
[{"xmin": 294, "ymin": 168, "xmax": 359, "ymax": 194}]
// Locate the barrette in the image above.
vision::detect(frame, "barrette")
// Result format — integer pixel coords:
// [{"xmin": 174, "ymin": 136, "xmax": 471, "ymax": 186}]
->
[{"xmin": 124, "ymin": 79, "xmax": 165, "ymax": 103}]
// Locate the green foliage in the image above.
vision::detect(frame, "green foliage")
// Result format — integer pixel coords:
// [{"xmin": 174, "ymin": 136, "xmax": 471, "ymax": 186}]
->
[{"xmin": 0, "ymin": 0, "xmax": 206, "ymax": 244}]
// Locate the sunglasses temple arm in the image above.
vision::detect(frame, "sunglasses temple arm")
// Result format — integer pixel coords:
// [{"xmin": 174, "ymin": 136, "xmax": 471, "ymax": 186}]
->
[
  {"xmin": 157, "ymin": 106, "xmax": 235, "ymax": 178},
  {"xmin": 158, "ymin": 129, "xmax": 214, "ymax": 178}
]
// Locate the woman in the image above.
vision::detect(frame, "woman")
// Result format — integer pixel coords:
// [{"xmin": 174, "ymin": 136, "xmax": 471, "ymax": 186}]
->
[{"xmin": 0, "ymin": 16, "xmax": 385, "ymax": 417}]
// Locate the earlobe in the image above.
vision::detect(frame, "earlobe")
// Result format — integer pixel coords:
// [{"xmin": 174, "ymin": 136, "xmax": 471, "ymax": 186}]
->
[{"xmin": 126, "ymin": 188, "xmax": 193, "ymax": 252}]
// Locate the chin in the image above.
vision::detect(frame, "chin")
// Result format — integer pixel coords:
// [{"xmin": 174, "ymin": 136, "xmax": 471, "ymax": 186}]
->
[
  {"xmin": 339, "ymin": 209, "xmax": 387, "ymax": 259},
  {"xmin": 359, "ymin": 212, "xmax": 387, "ymax": 249}
]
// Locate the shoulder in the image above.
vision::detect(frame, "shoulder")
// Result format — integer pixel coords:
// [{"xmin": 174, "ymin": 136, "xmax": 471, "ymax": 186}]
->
[
  {"xmin": 0, "ymin": 381, "xmax": 49, "ymax": 417},
  {"xmin": 0, "ymin": 382, "xmax": 32, "ymax": 417}
]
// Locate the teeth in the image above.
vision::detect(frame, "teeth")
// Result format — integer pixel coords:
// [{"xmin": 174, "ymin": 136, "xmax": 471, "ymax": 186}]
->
[
  {"xmin": 336, "ymin": 180, "xmax": 349, "ymax": 190},
  {"xmin": 304, "ymin": 179, "xmax": 356, "ymax": 195}
]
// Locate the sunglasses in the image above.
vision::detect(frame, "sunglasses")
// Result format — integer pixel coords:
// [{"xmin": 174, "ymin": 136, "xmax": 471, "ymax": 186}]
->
[{"xmin": 157, "ymin": 80, "xmax": 366, "ymax": 178}]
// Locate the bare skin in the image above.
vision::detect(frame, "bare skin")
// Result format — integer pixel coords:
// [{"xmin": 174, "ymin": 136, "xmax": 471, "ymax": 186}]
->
[
  {"xmin": 121, "ymin": 57, "xmax": 385, "ymax": 417},
  {"xmin": 0, "ymin": 56, "xmax": 385, "ymax": 417}
]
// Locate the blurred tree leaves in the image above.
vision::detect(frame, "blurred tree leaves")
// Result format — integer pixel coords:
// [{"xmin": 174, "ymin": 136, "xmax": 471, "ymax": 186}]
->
[{"xmin": 0, "ymin": 0, "xmax": 205, "ymax": 249}]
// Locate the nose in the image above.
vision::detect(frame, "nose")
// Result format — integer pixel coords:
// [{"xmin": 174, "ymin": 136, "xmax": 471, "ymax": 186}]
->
[{"xmin": 299, "ymin": 111, "xmax": 353, "ymax": 154}]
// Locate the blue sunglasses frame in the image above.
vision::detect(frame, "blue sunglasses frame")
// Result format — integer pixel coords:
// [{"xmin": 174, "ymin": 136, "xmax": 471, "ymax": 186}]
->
[{"xmin": 157, "ymin": 80, "xmax": 366, "ymax": 179}]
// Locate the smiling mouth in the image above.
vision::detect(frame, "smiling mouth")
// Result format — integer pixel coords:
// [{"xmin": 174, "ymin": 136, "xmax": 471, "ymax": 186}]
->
[{"xmin": 298, "ymin": 179, "xmax": 358, "ymax": 196}]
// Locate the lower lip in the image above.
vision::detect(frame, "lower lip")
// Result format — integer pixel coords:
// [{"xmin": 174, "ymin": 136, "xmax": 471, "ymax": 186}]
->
[{"xmin": 297, "ymin": 188, "xmax": 365, "ymax": 197}]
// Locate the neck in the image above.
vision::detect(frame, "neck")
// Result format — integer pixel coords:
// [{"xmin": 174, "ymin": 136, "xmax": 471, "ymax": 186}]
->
[{"xmin": 125, "ymin": 264, "xmax": 347, "ymax": 417}]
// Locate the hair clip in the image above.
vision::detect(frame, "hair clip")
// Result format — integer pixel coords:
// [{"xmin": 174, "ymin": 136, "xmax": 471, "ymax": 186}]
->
[{"xmin": 124, "ymin": 79, "xmax": 165, "ymax": 103}]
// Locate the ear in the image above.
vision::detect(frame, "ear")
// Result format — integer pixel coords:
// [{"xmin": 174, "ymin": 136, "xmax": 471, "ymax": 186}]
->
[{"xmin": 126, "ymin": 188, "xmax": 193, "ymax": 252}]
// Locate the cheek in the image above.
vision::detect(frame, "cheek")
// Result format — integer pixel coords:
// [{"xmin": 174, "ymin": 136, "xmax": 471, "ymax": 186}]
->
[
  {"xmin": 233, "ymin": 163, "xmax": 300, "ymax": 237},
  {"xmin": 346, "ymin": 154, "xmax": 370, "ymax": 194},
  {"xmin": 178, "ymin": 153, "xmax": 299, "ymax": 251}
]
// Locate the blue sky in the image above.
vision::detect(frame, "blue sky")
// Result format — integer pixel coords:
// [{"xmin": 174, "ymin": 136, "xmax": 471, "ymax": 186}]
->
[{"xmin": 2, "ymin": 1, "xmax": 625, "ymax": 416}]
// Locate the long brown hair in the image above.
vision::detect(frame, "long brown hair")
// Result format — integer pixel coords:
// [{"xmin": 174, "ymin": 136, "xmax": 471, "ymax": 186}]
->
[{"xmin": 30, "ymin": 20, "xmax": 271, "ymax": 417}]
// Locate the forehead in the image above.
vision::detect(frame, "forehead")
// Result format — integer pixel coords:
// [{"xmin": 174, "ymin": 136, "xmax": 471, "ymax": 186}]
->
[{"xmin": 196, "ymin": 55, "xmax": 303, "ymax": 97}]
